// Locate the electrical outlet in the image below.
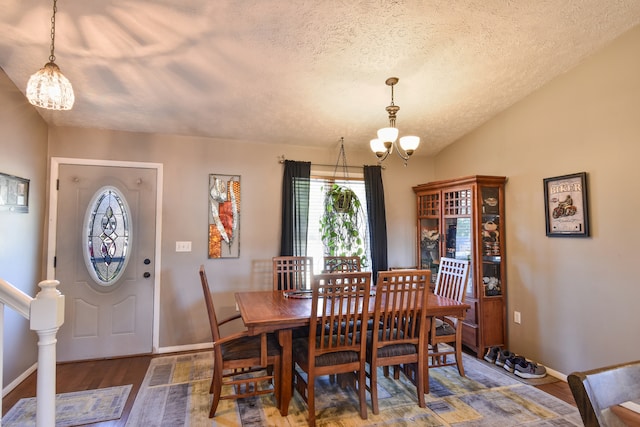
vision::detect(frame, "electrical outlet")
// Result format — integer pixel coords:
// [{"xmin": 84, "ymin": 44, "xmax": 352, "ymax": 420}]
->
[
  {"xmin": 175, "ymin": 241, "xmax": 192, "ymax": 252},
  {"xmin": 514, "ymin": 311, "xmax": 521, "ymax": 324}
]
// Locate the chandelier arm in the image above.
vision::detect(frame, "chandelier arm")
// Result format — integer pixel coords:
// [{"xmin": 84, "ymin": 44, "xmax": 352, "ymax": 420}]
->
[{"xmin": 394, "ymin": 144, "xmax": 410, "ymax": 161}]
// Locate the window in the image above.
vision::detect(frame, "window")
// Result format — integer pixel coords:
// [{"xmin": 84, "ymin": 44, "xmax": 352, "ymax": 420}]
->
[
  {"xmin": 306, "ymin": 176, "xmax": 371, "ymax": 273},
  {"xmin": 83, "ymin": 186, "xmax": 131, "ymax": 286}
]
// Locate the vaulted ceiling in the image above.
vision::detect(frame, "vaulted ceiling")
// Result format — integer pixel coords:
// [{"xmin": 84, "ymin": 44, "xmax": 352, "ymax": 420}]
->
[{"xmin": 2, "ymin": 1, "xmax": 640, "ymax": 155}]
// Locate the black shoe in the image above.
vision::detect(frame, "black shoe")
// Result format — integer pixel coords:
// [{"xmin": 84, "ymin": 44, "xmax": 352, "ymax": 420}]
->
[
  {"xmin": 503, "ymin": 355, "xmax": 526, "ymax": 373},
  {"xmin": 496, "ymin": 349, "xmax": 514, "ymax": 367},
  {"xmin": 483, "ymin": 346, "xmax": 500, "ymax": 364}
]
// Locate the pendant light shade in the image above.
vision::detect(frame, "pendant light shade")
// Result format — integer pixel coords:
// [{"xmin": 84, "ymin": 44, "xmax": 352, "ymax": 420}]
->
[
  {"xmin": 26, "ymin": 0, "xmax": 74, "ymax": 110},
  {"xmin": 27, "ymin": 62, "xmax": 75, "ymax": 110}
]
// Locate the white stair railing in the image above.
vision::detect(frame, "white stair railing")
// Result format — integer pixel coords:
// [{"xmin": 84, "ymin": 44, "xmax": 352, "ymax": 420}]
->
[{"xmin": 0, "ymin": 278, "xmax": 65, "ymax": 427}]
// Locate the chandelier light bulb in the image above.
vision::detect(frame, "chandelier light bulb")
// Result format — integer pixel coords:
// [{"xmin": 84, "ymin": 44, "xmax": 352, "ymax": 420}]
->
[
  {"xmin": 377, "ymin": 127, "xmax": 399, "ymax": 144},
  {"xmin": 399, "ymin": 135, "xmax": 420, "ymax": 155},
  {"xmin": 370, "ymin": 139, "xmax": 386, "ymax": 157}
]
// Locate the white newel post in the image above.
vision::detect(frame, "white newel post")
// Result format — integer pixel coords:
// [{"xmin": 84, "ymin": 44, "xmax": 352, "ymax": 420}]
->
[{"xmin": 29, "ymin": 280, "xmax": 65, "ymax": 427}]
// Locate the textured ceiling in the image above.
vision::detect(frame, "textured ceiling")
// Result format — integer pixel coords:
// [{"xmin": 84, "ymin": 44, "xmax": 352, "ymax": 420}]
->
[{"xmin": 1, "ymin": 1, "xmax": 640, "ymax": 156}]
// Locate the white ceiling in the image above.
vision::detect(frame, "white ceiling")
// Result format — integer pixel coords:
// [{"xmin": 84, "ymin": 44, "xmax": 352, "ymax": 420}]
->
[{"xmin": 1, "ymin": 1, "xmax": 640, "ymax": 156}]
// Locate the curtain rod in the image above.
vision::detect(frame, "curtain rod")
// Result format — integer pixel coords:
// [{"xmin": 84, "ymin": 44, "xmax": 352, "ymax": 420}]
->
[{"xmin": 278, "ymin": 155, "xmax": 385, "ymax": 170}]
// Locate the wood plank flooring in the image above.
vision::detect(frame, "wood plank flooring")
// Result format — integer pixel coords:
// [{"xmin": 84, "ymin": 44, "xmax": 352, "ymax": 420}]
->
[{"xmin": 2, "ymin": 353, "xmax": 576, "ymax": 426}]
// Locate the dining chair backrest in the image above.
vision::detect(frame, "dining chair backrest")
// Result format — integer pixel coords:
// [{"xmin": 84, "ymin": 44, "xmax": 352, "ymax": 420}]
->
[
  {"xmin": 433, "ymin": 257, "xmax": 470, "ymax": 303},
  {"xmin": 310, "ymin": 271, "xmax": 372, "ymax": 357},
  {"xmin": 373, "ymin": 270, "xmax": 431, "ymax": 347},
  {"xmin": 322, "ymin": 256, "xmax": 361, "ymax": 273},
  {"xmin": 199, "ymin": 264, "xmax": 221, "ymax": 343},
  {"xmin": 273, "ymin": 256, "xmax": 314, "ymax": 291}
]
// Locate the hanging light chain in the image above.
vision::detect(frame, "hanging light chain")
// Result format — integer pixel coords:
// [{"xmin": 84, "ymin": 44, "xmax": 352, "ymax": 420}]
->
[{"xmin": 49, "ymin": 0, "xmax": 58, "ymax": 63}]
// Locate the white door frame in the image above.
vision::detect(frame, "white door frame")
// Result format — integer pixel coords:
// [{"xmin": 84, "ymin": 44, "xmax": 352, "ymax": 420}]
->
[{"xmin": 47, "ymin": 157, "xmax": 163, "ymax": 354}]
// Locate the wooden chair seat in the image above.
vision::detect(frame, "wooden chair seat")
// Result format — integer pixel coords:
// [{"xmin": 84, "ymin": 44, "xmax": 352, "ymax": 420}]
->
[{"xmin": 221, "ymin": 333, "xmax": 281, "ymax": 361}]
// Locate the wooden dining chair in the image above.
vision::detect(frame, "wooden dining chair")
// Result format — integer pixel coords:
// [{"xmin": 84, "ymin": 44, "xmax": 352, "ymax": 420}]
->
[
  {"xmin": 366, "ymin": 269, "xmax": 430, "ymax": 414},
  {"xmin": 322, "ymin": 256, "xmax": 361, "ymax": 273},
  {"xmin": 272, "ymin": 256, "xmax": 314, "ymax": 291},
  {"xmin": 292, "ymin": 271, "xmax": 372, "ymax": 427},
  {"xmin": 428, "ymin": 257, "xmax": 470, "ymax": 375},
  {"xmin": 199, "ymin": 265, "xmax": 281, "ymax": 418}
]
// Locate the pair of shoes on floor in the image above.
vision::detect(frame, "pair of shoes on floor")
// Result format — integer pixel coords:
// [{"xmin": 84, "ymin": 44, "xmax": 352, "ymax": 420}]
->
[
  {"xmin": 484, "ymin": 346, "xmax": 514, "ymax": 367},
  {"xmin": 483, "ymin": 346, "xmax": 547, "ymax": 379}
]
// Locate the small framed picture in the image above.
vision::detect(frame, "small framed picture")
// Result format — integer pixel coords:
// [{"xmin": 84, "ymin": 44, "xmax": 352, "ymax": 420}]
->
[
  {"xmin": 0, "ymin": 172, "xmax": 30, "ymax": 213},
  {"xmin": 543, "ymin": 172, "xmax": 589, "ymax": 237}
]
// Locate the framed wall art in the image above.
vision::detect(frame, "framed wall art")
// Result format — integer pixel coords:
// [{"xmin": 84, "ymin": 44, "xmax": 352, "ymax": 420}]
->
[
  {"xmin": 543, "ymin": 172, "xmax": 589, "ymax": 237},
  {"xmin": 0, "ymin": 172, "xmax": 30, "ymax": 213},
  {"xmin": 208, "ymin": 174, "xmax": 240, "ymax": 258}
]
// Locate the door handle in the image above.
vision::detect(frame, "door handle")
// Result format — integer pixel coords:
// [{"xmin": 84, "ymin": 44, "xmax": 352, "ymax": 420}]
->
[
  {"xmin": 143, "ymin": 272, "xmax": 151, "ymax": 278},
  {"xmin": 144, "ymin": 258, "xmax": 151, "ymax": 265}
]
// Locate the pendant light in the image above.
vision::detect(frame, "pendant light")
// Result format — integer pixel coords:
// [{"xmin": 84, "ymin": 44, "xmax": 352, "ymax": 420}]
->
[{"xmin": 26, "ymin": 0, "xmax": 75, "ymax": 110}]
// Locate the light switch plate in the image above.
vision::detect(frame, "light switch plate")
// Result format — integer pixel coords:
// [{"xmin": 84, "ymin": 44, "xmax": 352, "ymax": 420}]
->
[{"xmin": 176, "ymin": 241, "xmax": 192, "ymax": 252}]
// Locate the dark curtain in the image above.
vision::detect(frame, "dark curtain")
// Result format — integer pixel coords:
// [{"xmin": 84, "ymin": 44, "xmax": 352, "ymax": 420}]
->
[
  {"xmin": 280, "ymin": 160, "xmax": 311, "ymax": 256},
  {"xmin": 364, "ymin": 165, "xmax": 388, "ymax": 279}
]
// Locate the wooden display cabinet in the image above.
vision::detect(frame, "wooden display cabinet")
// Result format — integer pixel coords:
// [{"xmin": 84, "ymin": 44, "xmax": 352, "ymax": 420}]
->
[{"xmin": 413, "ymin": 175, "xmax": 507, "ymax": 358}]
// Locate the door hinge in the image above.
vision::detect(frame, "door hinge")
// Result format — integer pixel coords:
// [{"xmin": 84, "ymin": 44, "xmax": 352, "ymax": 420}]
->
[
  {"xmin": 53, "ymin": 256, "xmax": 57, "ymax": 268},
  {"xmin": 56, "ymin": 179, "xmax": 60, "ymax": 191}
]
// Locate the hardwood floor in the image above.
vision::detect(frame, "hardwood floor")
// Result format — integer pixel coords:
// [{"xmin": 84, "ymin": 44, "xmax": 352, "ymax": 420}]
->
[
  {"xmin": 2, "ymin": 353, "xmax": 576, "ymax": 425},
  {"xmin": 2, "ymin": 355, "xmax": 152, "ymax": 426}
]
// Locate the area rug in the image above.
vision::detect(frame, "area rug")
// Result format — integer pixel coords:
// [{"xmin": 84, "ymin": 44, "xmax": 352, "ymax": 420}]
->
[
  {"xmin": 126, "ymin": 351, "xmax": 581, "ymax": 426},
  {"xmin": 2, "ymin": 384, "xmax": 132, "ymax": 427}
]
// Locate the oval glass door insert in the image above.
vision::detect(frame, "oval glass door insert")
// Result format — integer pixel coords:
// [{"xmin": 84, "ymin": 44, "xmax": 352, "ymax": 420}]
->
[{"xmin": 83, "ymin": 186, "xmax": 132, "ymax": 286}]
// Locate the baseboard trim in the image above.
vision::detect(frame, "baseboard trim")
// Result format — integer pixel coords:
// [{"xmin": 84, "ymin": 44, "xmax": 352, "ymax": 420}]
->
[
  {"xmin": 545, "ymin": 366, "xmax": 567, "ymax": 382},
  {"xmin": 157, "ymin": 342, "xmax": 213, "ymax": 354},
  {"xmin": 2, "ymin": 362, "xmax": 37, "ymax": 398}
]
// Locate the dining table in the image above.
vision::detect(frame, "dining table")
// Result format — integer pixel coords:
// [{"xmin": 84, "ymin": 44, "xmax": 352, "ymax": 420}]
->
[{"xmin": 235, "ymin": 289, "xmax": 470, "ymax": 416}]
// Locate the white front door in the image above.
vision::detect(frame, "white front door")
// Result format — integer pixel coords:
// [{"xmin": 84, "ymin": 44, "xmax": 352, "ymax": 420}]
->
[{"xmin": 53, "ymin": 163, "xmax": 158, "ymax": 362}]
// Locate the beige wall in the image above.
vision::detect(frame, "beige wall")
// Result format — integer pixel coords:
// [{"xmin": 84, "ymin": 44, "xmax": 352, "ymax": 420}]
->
[
  {"xmin": 0, "ymin": 69, "xmax": 48, "ymax": 389},
  {"xmin": 433, "ymin": 25, "xmax": 640, "ymax": 373},
  {"xmin": 47, "ymin": 129, "xmax": 435, "ymax": 350}
]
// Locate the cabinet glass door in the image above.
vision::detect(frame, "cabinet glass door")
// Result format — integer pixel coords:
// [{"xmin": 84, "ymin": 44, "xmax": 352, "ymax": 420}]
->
[
  {"xmin": 418, "ymin": 192, "xmax": 440, "ymax": 283},
  {"xmin": 419, "ymin": 218, "xmax": 440, "ymax": 281},
  {"xmin": 480, "ymin": 186, "xmax": 502, "ymax": 296}
]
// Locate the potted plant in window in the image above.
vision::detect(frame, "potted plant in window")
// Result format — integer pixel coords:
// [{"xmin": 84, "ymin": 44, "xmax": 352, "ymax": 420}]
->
[{"xmin": 319, "ymin": 183, "xmax": 367, "ymax": 267}]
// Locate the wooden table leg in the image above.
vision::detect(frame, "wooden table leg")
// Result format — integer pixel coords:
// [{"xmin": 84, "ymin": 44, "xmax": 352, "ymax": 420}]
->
[{"xmin": 278, "ymin": 329, "xmax": 293, "ymax": 416}]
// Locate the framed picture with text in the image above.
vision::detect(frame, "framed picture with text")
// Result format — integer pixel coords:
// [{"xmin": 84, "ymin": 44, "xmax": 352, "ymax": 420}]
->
[
  {"xmin": 543, "ymin": 172, "xmax": 589, "ymax": 237},
  {"xmin": 0, "ymin": 172, "xmax": 29, "ymax": 213}
]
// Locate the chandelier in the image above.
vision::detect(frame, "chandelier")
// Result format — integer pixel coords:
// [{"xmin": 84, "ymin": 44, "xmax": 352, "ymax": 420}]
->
[
  {"xmin": 26, "ymin": 0, "xmax": 75, "ymax": 110},
  {"xmin": 369, "ymin": 77, "xmax": 419, "ymax": 165}
]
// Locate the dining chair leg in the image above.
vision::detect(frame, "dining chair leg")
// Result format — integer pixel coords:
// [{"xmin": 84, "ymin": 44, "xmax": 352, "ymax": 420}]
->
[
  {"xmin": 455, "ymin": 329, "xmax": 465, "ymax": 376},
  {"xmin": 370, "ymin": 363, "xmax": 380, "ymax": 415},
  {"xmin": 209, "ymin": 369, "xmax": 223, "ymax": 418},
  {"xmin": 307, "ymin": 373, "xmax": 316, "ymax": 427},
  {"xmin": 358, "ymin": 368, "xmax": 368, "ymax": 420},
  {"xmin": 416, "ymin": 357, "xmax": 426, "ymax": 408}
]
